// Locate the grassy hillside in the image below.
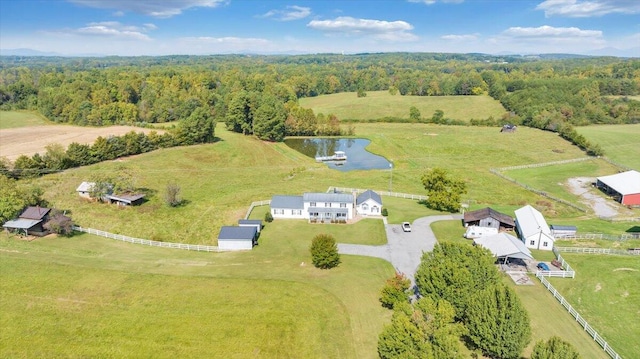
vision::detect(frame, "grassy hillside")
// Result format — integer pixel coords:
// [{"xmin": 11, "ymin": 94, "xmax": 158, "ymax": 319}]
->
[
  {"xmin": 576, "ymin": 124, "xmax": 640, "ymax": 170},
  {"xmin": 299, "ymin": 91, "xmax": 507, "ymax": 121},
  {"xmin": 0, "ymin": 111, "xmax": 50, "ymax": 129}
]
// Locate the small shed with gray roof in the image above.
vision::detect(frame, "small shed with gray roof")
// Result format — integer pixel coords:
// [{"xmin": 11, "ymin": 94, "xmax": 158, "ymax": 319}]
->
[
  {"xmin": 218, "ymin": 226, "xmax": 258, "ymax": 251},
  {"xmin": 238, "ymin": 219, "xmax": 263, "ymax": 233},
  {"xmin": 356, "ymin": 190, "xmax": 383, "ymax": 216}
]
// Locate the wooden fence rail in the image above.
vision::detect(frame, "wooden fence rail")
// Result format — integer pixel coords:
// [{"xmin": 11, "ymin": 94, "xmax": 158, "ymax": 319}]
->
[
  {"xmin": 555, "ymin": 246, "xmax": 640, "ymax": 256},
  {"xmin": 535, "ymin": 273, "xmax": 622, "ymax": 359},
  {"xmin": 73, "ymin": 226, "xmax": 219, "ymax": 252},
  {"xmin": 244, "ymin": 200, "xmax": 271, "ymax": 219}
]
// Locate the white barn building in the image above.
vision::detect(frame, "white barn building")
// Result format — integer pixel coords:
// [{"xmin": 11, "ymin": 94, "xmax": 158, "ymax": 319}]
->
[{"xmin": 514, "ymin": 205, "xmax": 554, "ymax": 251}]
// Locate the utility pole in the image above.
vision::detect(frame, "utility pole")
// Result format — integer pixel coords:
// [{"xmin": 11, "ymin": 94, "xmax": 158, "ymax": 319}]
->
[{"xmin": 389, "ymin": 162, "xmax": 393, "ymax": 192}]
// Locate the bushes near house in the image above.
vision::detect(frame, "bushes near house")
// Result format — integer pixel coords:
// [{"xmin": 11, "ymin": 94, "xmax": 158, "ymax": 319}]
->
[{"xmin": 309, "ymin": 233, "xmax": 340, "ymax": 269}]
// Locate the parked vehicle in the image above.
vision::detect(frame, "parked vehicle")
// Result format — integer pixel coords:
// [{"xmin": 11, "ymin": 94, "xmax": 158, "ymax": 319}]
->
[
  {"xmin": 537, "ymin": 262, "xmax": 550, "ymax": 271},
  {"xmin": 402, "ymin": 222, "xmax": 412, "ymax": 232},
  {"xmin": 463, "ymin": 225, "xmax": 498, "ymax": 239}
]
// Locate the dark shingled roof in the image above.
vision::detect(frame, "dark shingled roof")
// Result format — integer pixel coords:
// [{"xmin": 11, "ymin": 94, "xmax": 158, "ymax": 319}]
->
[
  {"xmin": 463, "ymin": 207, "xmax": 515, "ymax": 227},
  {"xmin": 218, "ymin": 226, "xmax": 257, "ymax": 241},
  {"xmin": 19, "ymin": 207, "xmax": 51, "ymax": 220},
  {"xmin": 356, "ymin": 190, "xmax": 382, "ymax": 205}
]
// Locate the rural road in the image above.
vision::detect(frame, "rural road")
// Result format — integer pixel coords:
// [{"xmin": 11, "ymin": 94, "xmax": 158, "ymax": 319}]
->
[{"xmin": 338, "ymin": 214, "xmax": 463, "ymax": 282}]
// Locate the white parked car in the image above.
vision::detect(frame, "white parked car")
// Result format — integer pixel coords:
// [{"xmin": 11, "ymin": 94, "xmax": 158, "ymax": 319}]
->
[{"xmin": 402, "ymin": 222, "xmax": 412, "ymax": 232}]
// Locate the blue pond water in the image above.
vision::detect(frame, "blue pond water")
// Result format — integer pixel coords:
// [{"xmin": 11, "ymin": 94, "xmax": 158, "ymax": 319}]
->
[{"xmin": 284, "ymin": 138, "xmax": 391, "ymax": 171}]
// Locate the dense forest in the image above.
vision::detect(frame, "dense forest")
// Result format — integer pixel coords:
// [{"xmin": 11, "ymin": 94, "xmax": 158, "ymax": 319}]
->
[{"xmin": 1, "ymin": 53, "xmax": 639, "ymax": 156}]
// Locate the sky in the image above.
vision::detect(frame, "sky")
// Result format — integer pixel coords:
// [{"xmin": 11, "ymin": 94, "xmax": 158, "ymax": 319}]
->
[{"xmin": 1, "ymin": 0, "xmax": 639, "ymax": 57}]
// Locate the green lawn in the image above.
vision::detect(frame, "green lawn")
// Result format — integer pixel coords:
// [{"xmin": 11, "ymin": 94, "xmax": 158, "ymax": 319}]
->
[
  {"xmin": 0, "ymin": 110, "xmax": 50, "ymax": 129},
  {"xmin": 548, "ymin": 254, "xmax": 640, "ymax": 359},
  {"xmin": 0, "ymin": 225, "xmax": 394, "ymax": 358},
  {"xmin": 576, "ymin": 124, "xmax": 640, "ymax": 170},
  {"xmin": 299, "ymin": 91, "xmax": 507, "ymax": 121}
]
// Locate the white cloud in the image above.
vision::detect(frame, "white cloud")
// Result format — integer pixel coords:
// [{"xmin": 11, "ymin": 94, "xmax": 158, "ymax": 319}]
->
[
  {"xmin": 52, "ymin": 21, "xmax": 156, "ymax": 41},
  {"xmin": 259, "ymin": 5, "xmax": 311, "ymax": 21},
  {"xmin": 307, "ymin": 16, "xmax": 418, "ymax": 41},
  {"xmin": 407, "ymin": 0, "xmax": 464, "ymax": 4},
  {"xmin": 502, "ymin": 25, "xmax": 602, "ymax": 38},
  {"xmin": 441, "ymin": 33, "xmax": 479, "ymax": 41},
  {"xmin": 181, "ymin": 36, "xmax": 271, "ymax": 47},
  {"xmin": 536, "ymin": 0, "xmax": 640, "ymax": 17},
  {"xmin": 68, "ymin": 0, "xmax": 226, "ymax": 18}
]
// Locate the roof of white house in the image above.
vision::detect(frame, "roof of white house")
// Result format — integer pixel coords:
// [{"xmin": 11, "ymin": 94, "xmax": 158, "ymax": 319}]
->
[
  {"xmin": 271, "ymin": 195, "xmax": 304, "ymax": 209},
  {"xmin": 303, "ymin": 192, "xmax": 353, "ymax": 203},
  {"xmin": 356, "ymin": 190, "xmax": 382, "ymax": 205},
  {"xmin": 474, "ymin": 233, "xmax": 533, "ymax": 260},
  {"xmin": 218, "ymin": 226, "xmax": 257, "ymax": 241},
  {"xmin": 76, "ymin": 181, "xmax": 95, "ymax": 192},
  {"xmin": 514, "ymin": 205, "xmax": 551, "ymax": 238},
  {"xmin": 597, "ymin": 170, "xmax": 640, "ymax": 196}
]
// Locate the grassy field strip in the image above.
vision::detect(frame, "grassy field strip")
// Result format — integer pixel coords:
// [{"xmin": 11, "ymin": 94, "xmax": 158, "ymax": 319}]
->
[
  {"xmin": 0, "ymin": 111, "xmax": 50, "ymax": 129},
  {"xmin": 299, "ymin": 91, "xmax": 507, "ymax": 121},
  {"xmin": 576, "ymin": 124, "xmax": 640, "ymax": 170}
]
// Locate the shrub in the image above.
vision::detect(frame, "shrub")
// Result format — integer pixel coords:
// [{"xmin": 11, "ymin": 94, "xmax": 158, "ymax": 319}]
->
[
  {"xmin": 310, "ymin": 233, "xmax": 341, "ymax": 269},
  {"xmin": 264, "ymin": 211, "xmax": 273, "ymax": 223},
  {"xmin": 531, "ymin": 336, "xmax": 580, "ymax": 359},
  {"xmin": 381, "ymin": 208, "xmax": 388, "ymax": 216},
  {"xmin": 379, "ymin": 273, "xmax": 412, "ymax": 309}
]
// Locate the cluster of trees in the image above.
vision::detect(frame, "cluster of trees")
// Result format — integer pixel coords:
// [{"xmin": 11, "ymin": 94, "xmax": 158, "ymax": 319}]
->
[
  {"xmin": 0, "ymin": 174, "xmax": 46, "ymax": 224},
  {"xmin": 421, "ymin": 168, "xmax": 467, "ymax": 212},
  {"xmin": 378, "ymin": 243, "xmax": 532, "ymax": 359},
  {"xmin": 1, "ymin": 53, "xmax": 638, "ymax": 155},
  {"xmin": 4, "ymin": 108, "xmax": 215, "ymax": 179}
]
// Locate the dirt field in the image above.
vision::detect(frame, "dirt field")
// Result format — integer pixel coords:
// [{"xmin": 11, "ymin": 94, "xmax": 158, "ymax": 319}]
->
[{"xmin": 0, "ymin": 125, "xmax": 164, "ymax": 161}]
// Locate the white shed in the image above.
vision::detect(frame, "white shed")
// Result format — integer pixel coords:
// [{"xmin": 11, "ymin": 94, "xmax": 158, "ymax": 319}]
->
[
  {"xmin": 217, "ymin": 226, "xmax": 257, "ymax": 251},
  {"xmin": 76, "ymin": 181, "xmax": 95, "ymax": 198},
  {"xmin": 238, "ymin": 219, "xmax": 263, "ymax": 233}
]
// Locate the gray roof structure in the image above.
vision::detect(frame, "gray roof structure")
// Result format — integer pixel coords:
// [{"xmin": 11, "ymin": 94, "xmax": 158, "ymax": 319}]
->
[
  {"xmin": 20, "ymin": 207, "xmax": 51, "ymax": 220},
  {"xmin": 550, "ymin": 225, "xmax": 577, "ymax": 231},
  {"xmin": 238, "ymin": 219, "xmax": 262, "ymax": 225},
  {"xmin": 514, "ymin": 205, "xmax": 551, "ymax": 238},
  {"xmin": 356, "ymin": 190, "xmax": 382, "ymax": 205},
  {"xmin": 105, "ymin": 193, "xmax": 145, "ymax": 204},
  {"xmin": 474, "ymin": 233, "xmax": 533, "ymax": 260},
  {"xmin": 308, "ymin": 207, "xmax": 349, "ymax": 214},
  {"xmin": 218, "ymin": 226, "xmax": 257, "ymax": 241},
  {"xmin": 597, "ymin": 170, "xmax": 640, "ymax": 195},
  {"xmin": 303, "ymin": 192, "xmax": 353, "ymax": 203},
  {"xmin": 3, "ymin": 218, "xmax": 42, "ymax": 230},
  {"xmin": 76, "ymin": 181, "xmax": 95, "ymax": 192},
  {"xmin": 464, "ymin": 207, "xmax": 515, "ymax": 227},
  {"xmin": 270, "ymin": 195, "xmax": 304, "ymax": 209}
]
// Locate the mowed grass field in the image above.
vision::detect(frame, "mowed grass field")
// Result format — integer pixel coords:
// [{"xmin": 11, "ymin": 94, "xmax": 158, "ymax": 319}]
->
[
  {"xmin": 0, "ymin": 110, "xmax": 50, "ymax": 129},
  {"xmin": 299, "ymin": 91, "xmax": 507, "ymax": 121},
  {"xmin": 576, "ymin": 124, "xmax": 640, "ymax": 170}
]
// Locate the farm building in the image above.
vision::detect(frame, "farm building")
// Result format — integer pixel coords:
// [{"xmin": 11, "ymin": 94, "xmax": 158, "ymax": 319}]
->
[
  {"xmin": 356, "ymin": 190, "xmax": 383, "ymax": 216},
  {"xmin": 105, "ymin": 193, "xmax": 145, "ymax": 206},
  {"xmin": 550, "ymin": 225, "xmax": 577, "ymax": 238},
  {"xmin": 218, "ymin": 226, "xmax": 258, "ymax": 251},
  {"xmin": 463, "ymin": 207, "xmax": 515, "ymax": 231},
  {"xmin": 473, "ymin": 233, "xmax": 533, "ymax": 261},
  {"xmin": 596, "ymin": 170, "xmax": 640, "ymax": 206},
  {"xmin": 271, "ymin": 192, "xmax": 356, "ymax": 221},
  {"xmin": 514, "ymin": 205, "xmax": 554, "ymax": 251},
  {"xmin": 76, "ymin": 181, "xmax": 95, "ymax": 198},
  {"xmin": 2, "ymin": 206, "xmax": 51, "ymax": 236},
  {"xmin": 238, "ymin": 219, "xmax": 263, "ymax": 233}
]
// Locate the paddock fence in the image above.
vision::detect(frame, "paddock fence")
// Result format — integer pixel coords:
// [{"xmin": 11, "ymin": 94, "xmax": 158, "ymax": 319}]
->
[
  {"xmin": 494, "ymin": 157, "xmax": 594, "ymax": 171},
  {"xmin": 327, "ymin": 187, "xmax": 428, "ymax": 201},
  {"xmin": 73, "ymin": 226, "xmax": 219, "ymax": 252},
  {"xmin": 555, "ymin": 246, "xmax": 640, "ymax": 256},
  {"xmin": 558, "ymin": 232, "xmax": 640, "ymax": 241},
  {"xmin": 535, "ymin": 273, "xmax": 622, "ymax": 359},
  {"xmin": 535, "ymin": 247, "xmax": 576, "ymax": 278},
  {"xmin": 244, "ymin": 200, "xmax": 271, "ymax": 219}
]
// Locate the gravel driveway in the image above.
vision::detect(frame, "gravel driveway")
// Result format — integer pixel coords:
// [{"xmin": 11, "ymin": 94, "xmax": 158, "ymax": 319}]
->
[{"xmin": 338, "ymin": 214, "xmax": 462, "ymax": 282}]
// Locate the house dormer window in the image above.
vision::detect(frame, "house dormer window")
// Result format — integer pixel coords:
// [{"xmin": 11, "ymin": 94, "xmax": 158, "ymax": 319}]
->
[
  {"xmin": 310, "ymin": 202, "xmax": 316, "ymax": 207},
  {"xmin": 340, "ymin": 203, "xmax": 346, "ymax": 208},
  {"xmin": 325, "ymin": 203, "xmax": 330, "ymax": 207}
]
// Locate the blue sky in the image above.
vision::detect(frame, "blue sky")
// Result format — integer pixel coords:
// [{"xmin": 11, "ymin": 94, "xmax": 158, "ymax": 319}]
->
[{"xmin": 1, "ymin": 0, "xmax": 639, "ymax": 56}]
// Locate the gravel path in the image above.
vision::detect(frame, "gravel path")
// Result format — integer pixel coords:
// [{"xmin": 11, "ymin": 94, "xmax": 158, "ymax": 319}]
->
[
  {"xmin": 566, "ymin": 177, "xmax": 619, "ymax": 218},
  {"xmin": 338, "ymin": 214, "xmax": 463, "ymax": 282}
]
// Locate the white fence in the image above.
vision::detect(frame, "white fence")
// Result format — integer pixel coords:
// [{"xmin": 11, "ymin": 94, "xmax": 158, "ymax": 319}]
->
[
  {"xmin": 535, "ymin": 248, "xmax": 576, "ymax": 278},
  {"xmin": 555, "ymin": 246, "xmax": 640, "ymax": 256},
  {"xmin": 559, "ymin": 233, "xmax": 640, "ymax": 241},
  {"xmin": 535, "ymin": 273, "xmax": 622, "ymax": 359},
  {"xmin": 327, "ymin": 187, "xmax": 427, "ymax": 201},
  {"xmin": 244, "ymin": 200, "xmax": 271, "ymax": 219},
  {"xmin": 495, "ymin": 157, "xmax": 593, "ymax": 171},
  {"xmin": 73, "ymin": 226, "xmax": 219, "ymax": 252}
]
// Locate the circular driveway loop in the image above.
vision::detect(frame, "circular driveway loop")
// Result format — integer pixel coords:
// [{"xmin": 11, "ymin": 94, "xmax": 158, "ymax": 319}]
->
[{"xmin": 338, "ymin": 214, "xmax": 462, "ymax": 282}]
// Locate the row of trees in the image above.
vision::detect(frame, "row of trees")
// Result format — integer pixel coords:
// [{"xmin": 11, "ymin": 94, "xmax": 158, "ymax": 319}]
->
[
  {"xmin": 0, "ymin": 174, "xmax": 46, "ymax": 224},
  {"xmin": 3, "ymin": 107, "xmax": 215, "ymax": 179}
]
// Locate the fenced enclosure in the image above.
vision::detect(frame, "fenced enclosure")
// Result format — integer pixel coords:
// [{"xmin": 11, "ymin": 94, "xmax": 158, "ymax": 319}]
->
[
  {"xmin": 73, "ymin": 226, "xmax": 219, "ymax": 252},
  {"xmin": 559, "ymin": 233, "xmax": 640, "ymax": 241},
  {"xmin": 244, "ymin": 200, "xmax": 271, "ymax": 219},
  {"xmin": 535, "ymin": 273, "xmax": 622, "ymax": 359},
  {"xmin": 326, "ymin": 187, "xmax": 427, "ymax": 201},
  {"xmin": 535, "ymin": 247, "xmax": 576, "ymax": 278},
  {"xmin": 555, "ymin": 246, "xmax": 640, "ymax": 256}
]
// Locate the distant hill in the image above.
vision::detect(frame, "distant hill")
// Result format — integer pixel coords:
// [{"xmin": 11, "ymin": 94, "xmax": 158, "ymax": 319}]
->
[{"xmin": 0, "ymin": 48, "xmax": 62, "ymax": 56}]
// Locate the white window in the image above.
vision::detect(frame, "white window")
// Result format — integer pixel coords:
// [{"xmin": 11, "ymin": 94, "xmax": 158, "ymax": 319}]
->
[
  {"xmin": 340, "ymin": 203, "xmax": 347, "ymax": 208},
  {"xmin": 362, "ymin": 204, "xmax": 369, "ymax": 211},
  {"xmin": 274, "ymin": 209, "xmax": 284, "ymax": 215},
  {"xmin": 530, "ymin": 240, "xmax": 535, "ymax": 245},
  {"xmin": 543, "ymin": 241, "xmax": 548, "ymax": 247},
  {"xmin": 325, "ymin": 202, "xmax": 331, "ymax": 208},
  {"xmin": 292, "ymin": 209, "xmax": 302, "ymax": 215},
  {"xmin": 310, "ymin": 202, "xmax": 316, "ymax": 207}
]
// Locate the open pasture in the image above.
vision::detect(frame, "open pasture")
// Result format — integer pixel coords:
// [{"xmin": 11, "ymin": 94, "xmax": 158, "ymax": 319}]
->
[
  {"xmin": 0, "ymin": 110, "xmax": 49, "ymax": 129},
  {"xmin": 299, "ymin": 91, "xmax": 507, "ymax": 121},
  {"xmin": 576, "ymin": 124, "xmax": 640, "ymax": 170},
  {"xmin": 36, "ymin": 123, "xmax": 595, "ymax": 245}
]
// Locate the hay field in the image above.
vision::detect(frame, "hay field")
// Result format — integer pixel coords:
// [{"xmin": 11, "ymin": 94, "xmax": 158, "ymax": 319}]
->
[
  {"xmin": 576, "ymin": 124, "xmax": 640, "ymax": 170},
  {"xmin": 299, "ymin": 91, "xmax": 507, "ymax": 121}
]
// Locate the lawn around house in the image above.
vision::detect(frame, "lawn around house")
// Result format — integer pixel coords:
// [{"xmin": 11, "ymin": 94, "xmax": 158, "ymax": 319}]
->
[{"xmin": 299, "ymin": 91, "xmax": 507, "ymax": 121}]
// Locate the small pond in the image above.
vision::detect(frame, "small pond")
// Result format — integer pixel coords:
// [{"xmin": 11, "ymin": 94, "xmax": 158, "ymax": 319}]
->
[{"xmin": 284, "ymin": 138, "xmax": 391, "ymax": 171}]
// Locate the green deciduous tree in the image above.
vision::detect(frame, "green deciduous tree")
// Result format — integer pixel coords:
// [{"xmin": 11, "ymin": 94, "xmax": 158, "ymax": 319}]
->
[
  {"xmin": 465, "ymin": 283, "xmax": 531, "ymax": 359},
  {"xmin": 0, "ymin": 174, "xmax": 46, "ymax": 224},
  {"xmin": 379, "ymin": 272, "xmax": 412, "ymax": 309},
  {"xmin": 310, "ymin": 233, "xmax": 341, "ymax": 269},
  {"xmin": 176, "ymin": 106, "xmax": 216, "ymax": 145},
  {"xmin": 409, "ymin": 106, "xmax": 421, "ymax": 122},
  {"xmin": 43, "ymin": 210, "xmax": 74, "ymax": 236},
  {"xmin": 421, "ymin": 168, "xmax": 466, "ymax": 212},
  {"xmin": 531, "ymin": 336, "xmax": 581, "ymax": 359},
  {"xmin": 253, "ymin": 94, "xmax": 286, "ymax": 142}
]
